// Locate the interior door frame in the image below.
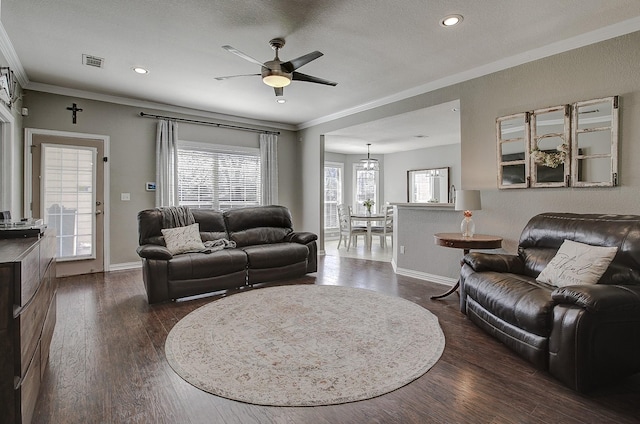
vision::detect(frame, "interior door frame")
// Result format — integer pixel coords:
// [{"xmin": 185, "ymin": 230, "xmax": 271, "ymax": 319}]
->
[{"xmin": 24, "ymin": 128, "xmax": 111, "ymax": 271}]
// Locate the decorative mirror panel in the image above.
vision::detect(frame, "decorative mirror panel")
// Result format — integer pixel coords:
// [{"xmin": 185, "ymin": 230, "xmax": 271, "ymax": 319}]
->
[
  {"xmin": 497, "ymin": 113, "xmax": 529, "ymax": 189},
  {"xmin": 530, "ymin": 105, "xmax": 570, "ymax": 187},
  {"xmin": 407, "ymin": 167, "xmax": 450, "ymax": 203},
  {"xmin": 496, "ymin": 96, "xmax": 619, "ymax": 189},
  {"xmin": 571, "ymin": 96, "xmax": 618, "ymax": 187}
]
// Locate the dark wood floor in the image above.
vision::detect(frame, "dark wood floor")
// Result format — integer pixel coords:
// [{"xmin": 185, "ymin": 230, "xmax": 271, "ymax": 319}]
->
[{"xmin": 33, "ymin": 256, "xmax": 640, "ymax": 424}]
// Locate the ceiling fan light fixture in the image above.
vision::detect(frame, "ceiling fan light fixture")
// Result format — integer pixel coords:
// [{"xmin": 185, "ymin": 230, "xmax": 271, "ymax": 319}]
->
[{"xmin": 263, "ymin": 74, "xmax": 291, "ymax": 88}]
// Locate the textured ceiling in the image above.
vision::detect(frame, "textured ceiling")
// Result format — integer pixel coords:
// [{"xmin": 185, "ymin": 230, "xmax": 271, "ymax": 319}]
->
[{"xmin": 3, "ymin": 1, "xmax": 640, "ymax": 128}]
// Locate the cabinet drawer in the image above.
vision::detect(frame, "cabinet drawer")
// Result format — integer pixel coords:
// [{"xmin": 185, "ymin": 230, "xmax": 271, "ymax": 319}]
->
[
  {"xmin": 16, "ymin": 273, "xmax": 53, "ymax": 378},
  {"xmin": 40, "ymin": 291, "xmax": 56, "ymax": 380},
  {"xmin": 39, "ymin": 232, "xmax": 55, "ymax": 284},
  {"xmin": 15, "ymin": 244, "xmax": 40, "ymax": 308},
  {"xmin": 16, "ymin": 340, "xmax": 41, "ymax": 424}
]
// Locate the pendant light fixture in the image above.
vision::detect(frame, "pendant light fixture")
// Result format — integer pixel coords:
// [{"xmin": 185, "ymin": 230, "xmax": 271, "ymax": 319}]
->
[{"xmin": 360, "ymin": 143, "xmax": 379, "ymax": 170}]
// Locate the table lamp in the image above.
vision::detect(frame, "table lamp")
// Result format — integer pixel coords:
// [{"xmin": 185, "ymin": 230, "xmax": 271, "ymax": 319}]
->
[{"xmin": 454, "ymin": 190, "xmax": 481, "ymax": 237}]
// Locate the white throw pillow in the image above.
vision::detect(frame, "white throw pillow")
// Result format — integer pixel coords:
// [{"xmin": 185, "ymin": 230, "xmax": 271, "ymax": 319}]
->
[
  {"xmin": 536, "ymin": 239, "xmax": 618, "ymax": 287},
  {"xmin": 161, "ymin": 223, "xmax": 205, "ymax": 255}
]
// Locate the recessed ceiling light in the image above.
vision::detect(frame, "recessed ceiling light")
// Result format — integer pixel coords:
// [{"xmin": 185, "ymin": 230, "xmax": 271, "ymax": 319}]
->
[
  {"xmin": 133, "ymin": 67, "xmax": 149, "ymax": 74},
  {"xmin": 276, "ymin": 98, "xmax": 286, "ymax": 104},
  {"xmin": 440, "ymin": 14, "xmax": 463, "ymax": 27}
]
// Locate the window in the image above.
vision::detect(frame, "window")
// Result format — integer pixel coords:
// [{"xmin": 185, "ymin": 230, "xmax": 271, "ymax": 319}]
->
[
  {"xmin": 353, "ymin": 163, "xmax": 378, "ymax": 214},
  {"xmin": 42, "ymin": 144, "xmax": 96, "ymax": 260},
  {"xmin": 324, "ymin": 162, "xmax": 343, "ymax": 234},
  {"xmin": 177, "ymin": 141, "xmax": 261, "ymax": 210}
]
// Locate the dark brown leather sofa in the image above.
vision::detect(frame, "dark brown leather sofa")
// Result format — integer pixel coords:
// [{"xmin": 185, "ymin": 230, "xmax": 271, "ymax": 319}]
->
[
  {"xmin": 460, "ymin": 212, "xmax": 640, "ymax": 392},
  {"xmin": 136, "ymin": 205, "xmax": 317, "ymax": 304}
]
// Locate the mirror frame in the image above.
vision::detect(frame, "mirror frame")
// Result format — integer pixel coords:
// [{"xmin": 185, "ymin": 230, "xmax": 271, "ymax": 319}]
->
[
  {"xmin": 497, "ymin": 112, "xmax": 530, "ymax": 189},
  {"xmin": 407, "ymin": 167, "xmax": 450, "ymax": 203},
  {"xmin": 571, "ymin": 96, "xmax": 619, "ymax": 187},
  {"xmin": 530, "ymin": 105, "xmax": 571, "ymax": 188}
]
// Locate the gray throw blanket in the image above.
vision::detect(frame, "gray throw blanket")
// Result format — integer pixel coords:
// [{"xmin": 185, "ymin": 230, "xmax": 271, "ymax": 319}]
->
[
  {"xmin": 159, "ymin": 206, "xmax": 195, "ymax": 228},
  {"xmin": 201, "ymin": 239, "xmax": 237, "ymax": 254}
]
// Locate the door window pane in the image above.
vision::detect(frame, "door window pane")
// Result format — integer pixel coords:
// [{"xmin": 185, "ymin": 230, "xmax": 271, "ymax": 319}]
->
[{"xmin": 42, "ymin": 145, "xmax": 96, "ymax": 260}]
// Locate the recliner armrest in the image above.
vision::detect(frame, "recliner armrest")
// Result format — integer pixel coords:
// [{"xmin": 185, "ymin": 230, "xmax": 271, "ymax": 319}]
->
[
  {"xmin": 136, "ymin": 244, "xmax": 173, "ymax": 260},
  {"xmin": 285, "ymin": 231, "xmax": 318, "ymax": 245},
  {"xmin": 552, "ymin": 284, "xmax": 640, "ymax": 314},
  {"xmin": 462, "ymin": 252, "xmax": 525, "ymax": 274}
]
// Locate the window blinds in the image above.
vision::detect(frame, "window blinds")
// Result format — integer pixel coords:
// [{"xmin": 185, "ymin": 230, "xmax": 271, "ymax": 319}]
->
[{"xmin": 177, "ymin": 141, "xmax": 261, "ymax": 210}]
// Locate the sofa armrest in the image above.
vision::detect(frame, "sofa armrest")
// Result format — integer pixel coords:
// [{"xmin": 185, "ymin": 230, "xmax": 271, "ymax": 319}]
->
[
  {"xmin": 285, "ymin": 231, "xmax": 318, "ymax": 245},
  {"xmin": 136, "ymin": 244, "xmax": 173, "ymax": 260},
  {"xmin": 462, "ymin": 252, "xmax": 525, "ymax": 274},
  {"xmin": 552, "ymin": 284, "xmax": 640, "ymax": 314}
]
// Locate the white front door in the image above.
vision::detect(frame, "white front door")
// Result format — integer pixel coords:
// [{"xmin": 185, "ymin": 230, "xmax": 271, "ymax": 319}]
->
[{"xmin": 29, "ymin": 132, "xmax": 107, "ymax": 277}]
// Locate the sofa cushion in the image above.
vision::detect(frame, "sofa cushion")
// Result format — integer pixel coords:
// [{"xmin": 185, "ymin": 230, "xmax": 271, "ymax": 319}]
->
[
  {"xmin": 464, "ymin": 271, "xmax": 555, "ymax": 336},
  {"xmin": 167, "ymin": 249, "xmax": 248, "ymax": 281},
  {"xmin": 191, "ymin": 209, "xmax": 228, "ymax": 242},
  {"xmin": 161, "ymin": 223, "xmax": 206, "ymax": 255},
  {"xmin": 242, "ymin": 243, "xmax": 309, "ymax": 269},
  {"xmin": 225, "ymin": 205, "xmax": 293, "ymax": 247},
  {"xmin": 537, "ymin": 240, "xmax": 618, "ymax": 287}
]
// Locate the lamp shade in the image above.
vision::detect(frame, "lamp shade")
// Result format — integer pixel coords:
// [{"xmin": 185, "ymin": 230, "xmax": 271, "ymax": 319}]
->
[{"xmin": 454, "ymin": 190, "xmax": 481, "ymax": 211}]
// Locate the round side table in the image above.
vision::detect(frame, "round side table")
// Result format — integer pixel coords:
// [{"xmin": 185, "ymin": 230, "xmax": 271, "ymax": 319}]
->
[{"xmin": 430, "ymin": 232, "xmax": 503, "ymax": 300}]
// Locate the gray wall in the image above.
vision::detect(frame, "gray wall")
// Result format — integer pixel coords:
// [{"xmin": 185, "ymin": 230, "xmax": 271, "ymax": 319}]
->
[
  {"xmin": 301, "ymin": 31, "xmax": 640, "ymax": 275},
  {"xmin": 384, "ymin": 144, "xmax": 461, "ymax": 204},
  {"xmin": 22, "ymin": 91, "xmax": 301, "ymax": 266}
]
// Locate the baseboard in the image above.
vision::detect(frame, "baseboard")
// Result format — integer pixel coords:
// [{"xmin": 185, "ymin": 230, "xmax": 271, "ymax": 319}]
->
[
  {"xmin": 394, "ymin": 267, "xmax": 456, "ymax": 287},
  {"xmin": 108, "ymin": 261, "xmax": 142, "ymax": 271}
]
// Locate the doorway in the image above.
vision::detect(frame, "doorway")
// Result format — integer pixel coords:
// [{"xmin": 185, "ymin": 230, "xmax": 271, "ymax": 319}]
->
[{"xmin": 26, "ymin": 129, "xmax": 110, "ymax": 277}]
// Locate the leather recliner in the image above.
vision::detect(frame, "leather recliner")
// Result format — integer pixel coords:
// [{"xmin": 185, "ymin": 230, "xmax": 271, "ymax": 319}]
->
[
  {"xmin": 460, "ymin": 212, "xmax": 640, "ymax": 392},
  {"xmin": 136, "ymin": 205, "xmax": 317, "ymax": 304}
]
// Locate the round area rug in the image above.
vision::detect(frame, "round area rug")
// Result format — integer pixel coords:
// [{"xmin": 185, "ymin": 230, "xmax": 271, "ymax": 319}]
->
[{"xmin": 165, "ymin": 284, "xmax": 445, "ymax": 406}]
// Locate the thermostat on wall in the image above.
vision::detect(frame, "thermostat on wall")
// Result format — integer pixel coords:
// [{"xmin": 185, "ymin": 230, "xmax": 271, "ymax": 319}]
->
[{"xmin": 146, "ymin": 182, "xmax": 156, "ymax": 191}]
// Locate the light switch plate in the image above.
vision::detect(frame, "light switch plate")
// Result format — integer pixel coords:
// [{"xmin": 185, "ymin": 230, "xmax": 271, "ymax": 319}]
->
[{"xmin": 121, "ymin": 193, "xmax": 131, "ymax": 201}]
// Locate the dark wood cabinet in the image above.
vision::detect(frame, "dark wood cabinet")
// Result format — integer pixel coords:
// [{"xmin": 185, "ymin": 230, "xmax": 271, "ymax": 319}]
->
[{"xmin": 0, "ymin": 230, "xmax": 56, "ymax": 424}]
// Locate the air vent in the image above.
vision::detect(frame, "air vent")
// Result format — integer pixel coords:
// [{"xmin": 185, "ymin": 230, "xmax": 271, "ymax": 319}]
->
[{"xmin": 82, "ymin": 54, "xmax": 104, "ymax": 68}]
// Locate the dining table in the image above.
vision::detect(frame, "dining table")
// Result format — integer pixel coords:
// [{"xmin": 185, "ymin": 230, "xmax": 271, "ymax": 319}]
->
[{"xmin": 350, "ymin": 213, "xmax": 386, "ymax": 250}]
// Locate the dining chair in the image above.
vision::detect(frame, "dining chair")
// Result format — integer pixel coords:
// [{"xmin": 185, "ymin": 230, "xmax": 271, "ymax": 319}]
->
[
  {"xmin": 336, "ymin": 204, "xmax": 367, "ymax": 251},
  {"xmin": 371, "ymin": 204, "xmax": 393, "ymax": 248}
]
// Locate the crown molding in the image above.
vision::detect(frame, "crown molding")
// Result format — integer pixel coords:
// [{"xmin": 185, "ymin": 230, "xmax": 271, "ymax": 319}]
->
[
  {"xmin": 0, "ymin": 21, "xmax": 28, "ymax": 87},
  {"xmin": 25, "ymin": 82, "xmax": 297, "ymax": 131},
  {"xmin": 297, "ymin": 15, "xmax": 640, "ymax": 130}
]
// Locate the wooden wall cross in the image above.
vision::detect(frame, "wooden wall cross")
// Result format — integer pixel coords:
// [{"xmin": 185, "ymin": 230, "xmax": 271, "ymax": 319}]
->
[{"xmin": 66, "ymin": 103, "xmax": 83, "ymax": 124}]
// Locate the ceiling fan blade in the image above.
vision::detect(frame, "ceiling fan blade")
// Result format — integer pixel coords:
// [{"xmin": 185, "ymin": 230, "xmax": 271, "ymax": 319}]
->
[
  {"xmin": 222, "ymin": 45, "xmax": 269, "ymax": 69},
  {"xmin": 292, "ymin": 71, "xmax": 337, "ymax": 86},
  {"xmin": 281, "ymin": 51, "xmax": 323, "ymax": 72},
  {"xmin": 274, "ymin": 87, "xmax": 284, "ymax": 97},
  {"xmin": 214, "ymin": 73, "xmax": 261, "ymax": 81}
]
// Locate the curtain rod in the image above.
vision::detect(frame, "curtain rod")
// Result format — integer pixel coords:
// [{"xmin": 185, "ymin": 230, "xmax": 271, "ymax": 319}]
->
[{"xmin": 139, "ymin": 112, "xmax": 280, "ymax": 135}]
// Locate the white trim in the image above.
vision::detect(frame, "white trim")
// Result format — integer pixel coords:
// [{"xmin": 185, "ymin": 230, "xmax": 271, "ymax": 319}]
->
[
  {"xmin": 298, "ymin": 15, "xmax": 640, "ymax": 130},
  {"xmin": 24, "ymin": 128, "xmax": 111, "ymax": 271},
  {"xmin": 0, "ymin": 102, "xmax": 15, "ymax": 215},
  {"xmin": 109, "ymin": 261, "xmax": 142, "ymax": 271},
  {"xmin": 394, "ymin": 266, "xmax": 456, "ymax": 287},
  {"xmin": 0, "ymin": 22, "xmax": 29, "ymax": 87}
]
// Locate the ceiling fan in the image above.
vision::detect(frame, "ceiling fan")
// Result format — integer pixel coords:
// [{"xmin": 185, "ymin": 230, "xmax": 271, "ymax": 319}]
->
[{"xmin": 215, "ymin": 38, "xmax": 337, "ymax": 97}]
